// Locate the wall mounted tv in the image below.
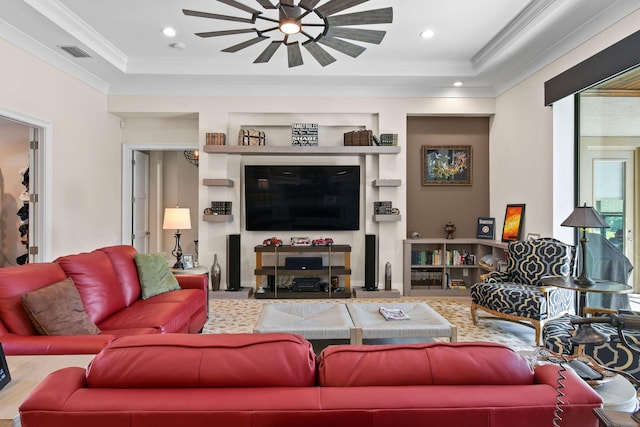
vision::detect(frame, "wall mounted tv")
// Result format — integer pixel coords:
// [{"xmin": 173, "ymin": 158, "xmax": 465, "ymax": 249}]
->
[{"xmin": 244, "ymin": 165, "xmax": 360, "ymax": 231}]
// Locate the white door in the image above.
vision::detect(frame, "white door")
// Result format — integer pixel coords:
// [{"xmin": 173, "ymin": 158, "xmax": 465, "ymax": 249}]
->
[
  {"xmin": 132, "ymin": 151, "xmax": 150, "ymax": 253},
  {"xmin": 580, "ymin": 147, "xmax": 635, "ymax": 286}
]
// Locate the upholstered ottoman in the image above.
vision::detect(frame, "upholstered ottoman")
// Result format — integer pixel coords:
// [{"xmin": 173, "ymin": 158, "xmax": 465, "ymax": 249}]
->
[{"xmin": 543, "ymin": 312, "xmax": 640, "ymax": 381}]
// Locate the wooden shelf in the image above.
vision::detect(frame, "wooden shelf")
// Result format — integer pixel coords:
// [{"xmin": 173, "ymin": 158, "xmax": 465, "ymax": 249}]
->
[
  {"xmin": 373, "ymin": 214, "xmax": 402, "ymax": 222},
  {"xmin": 254, "ymin": 244, "xmax": 351, "ymax": 299},
  {"xmin": 255, "ymin": 244, "xmax": 351, "ymax": 253},
  {"xmin": 202, "ymin": 214, "xmax": 233, "ymax": 222},
  {"xmin": 403, "ymin": 238, "xmax": 508, "ymax": 297},
  {"xmin": 372, "ymin": 179, "xmax": 402, "ymax": 187},
  {"xmin": 203, "ymin": 178, "xmax": 234, "ymax": 187},
  {"xmin": 255, "ymin": 267, "xmax": 351, "ymax": 276},
  {"xmin": 203, "ymin": 145, "xmax": 400, "ymax": 156}
]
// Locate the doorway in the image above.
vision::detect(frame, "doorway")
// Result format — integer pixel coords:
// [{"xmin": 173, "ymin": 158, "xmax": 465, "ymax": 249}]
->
[
  {"xmin": 0, "ymin": 110, "xmax": 50, "ymax": 265},
  {"xmin": 122, "ymin": 144, "xmax": 198, "ymax": 257}
]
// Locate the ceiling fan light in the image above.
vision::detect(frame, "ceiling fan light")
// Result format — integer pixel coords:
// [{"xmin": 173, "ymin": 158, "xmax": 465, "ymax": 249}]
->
[{"xmin": 279, "ymin": 19, "xmax": 301, "ymax": 35}]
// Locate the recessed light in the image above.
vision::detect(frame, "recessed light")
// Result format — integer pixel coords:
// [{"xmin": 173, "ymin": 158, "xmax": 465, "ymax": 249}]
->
[
  {"xmin": 162, "ymin": 27, "xmax": 177, "ymax": 37},
  {"xmin": 453, "ymin": 81, "xmax": 463, "ymax": 87},
  {"xmin": 420, "ymin": 29, "xmax": 435, "ymax": 39},
  {"xmin": 169, "ymin": 42, "xmax": 186, "ymax": 50}
]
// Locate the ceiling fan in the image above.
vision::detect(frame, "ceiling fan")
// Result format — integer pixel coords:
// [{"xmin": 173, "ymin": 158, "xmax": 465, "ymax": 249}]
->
[{"xmin": 183, "ymin": 0, "xmax": 393, "ymax": 68}]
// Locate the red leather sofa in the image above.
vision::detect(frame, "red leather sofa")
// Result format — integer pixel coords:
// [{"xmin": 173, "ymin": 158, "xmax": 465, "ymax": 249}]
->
[
  {"xmin": 19, "ymin": 334, "xmax": 602, "ymax": 427},
  {"xmin": 0, "ymin": 245, "xmax": 208, "ymax": 355}
]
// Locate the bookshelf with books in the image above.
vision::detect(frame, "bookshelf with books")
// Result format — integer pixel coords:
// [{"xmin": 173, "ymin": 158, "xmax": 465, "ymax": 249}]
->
[{"xmin": 403, "ymin": 238, "xmax": 508, "ymax": 296}]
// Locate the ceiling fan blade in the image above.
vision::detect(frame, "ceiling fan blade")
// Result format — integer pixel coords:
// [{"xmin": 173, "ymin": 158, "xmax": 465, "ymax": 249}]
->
[
  {"xmin": 316, "ymin": 0, "xmax": 368, "ymax": 18},
  {"xmin": 196, "ymin": 28, "xmax": 257, "ymax": 38},
  {"xmin": 326, "ymin": 27, "xmax": 386, "ymax": 44},
  {"xmin": 299, "ymin": 0, "xmax": 322, "ymax": 10},
  {"xmin": 183, "ymin": 9, "xmax": 255, "ymax": 24},
  {"xmin": 255, "ymin": 0, "xmax": 277, "ymax": 9},
  {"xmin": 254, "ymin": 41, "xmax": 282, "ymax": 63},
  {"xmin": 217, "ymin": 0, "xmax": 261, "ymax": 15},
  {"xmin": 287, "ymin": 42, "xmax": 303, "ymax": 67},
  {"xmin": 303, "ymin": 41, "xmax": 336, "ymax": 67},
  {"xmin": 327, "ymin": 7, "xmax": 393, "ymax": 26},
  {"xmin": 280, "ymin": 0, "xmax": 295, "ymax": 6},
  {"xmin": 317, "ymin": 36, "xmax": 366, "ymax": 58},
  {"xmin": 222, "ymin": 35, "xmax": 269, "ymax": 52}
]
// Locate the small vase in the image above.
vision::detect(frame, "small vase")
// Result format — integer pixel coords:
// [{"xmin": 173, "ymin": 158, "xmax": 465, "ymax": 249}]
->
[
  {"xmin": 211, "ymin": 254, "xmax": 221, "ymax": 291},
  {"xmin": 384, "ymin": 261, "xmax": 392, "ymax": 291}
]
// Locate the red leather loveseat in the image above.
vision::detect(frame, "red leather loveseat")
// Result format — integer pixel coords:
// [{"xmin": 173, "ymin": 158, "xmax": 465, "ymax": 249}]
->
[
  {"xmin": 19, "ymin": 334, "xmax": 602, "ymax": 427},
  {"xmin": 0, "ymin": 245, "xmax": 208, "ymax": 355}
]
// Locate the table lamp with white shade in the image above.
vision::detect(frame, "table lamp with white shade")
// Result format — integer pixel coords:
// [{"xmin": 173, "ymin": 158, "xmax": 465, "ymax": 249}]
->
[{"xmin": 163, "ymin": 207, "xmax": 191, "ymax": 269}]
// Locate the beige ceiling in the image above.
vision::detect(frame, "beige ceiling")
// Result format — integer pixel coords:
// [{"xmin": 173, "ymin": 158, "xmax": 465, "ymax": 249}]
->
[{"xmin": 1, "ymin": 0, "xmax": 639, "ymax": 97}]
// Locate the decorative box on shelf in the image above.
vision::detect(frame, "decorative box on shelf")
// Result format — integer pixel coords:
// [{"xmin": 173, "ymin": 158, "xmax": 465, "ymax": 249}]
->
[
  {"xmin": 344, "ymin": 130, "xmax": 373, "ymax": 146},
  {"xmin": 205, "ymin": 132, "xmax": 226, "ymax": 146},
  {"xmin": 238, "ymin": 129, "xmax": 265, "ymax": 146},
  {"xmin": 379, "ymin": 133, "xmax": 398, "ymax": 146},
  {"xmin": 291, "ymin": 123, "xmax": 318, "ymax": 146},
  {"xmin": 374, "ymin": 201, "xmax": 393, "ymax": 215},
  {"xmin": 207, "ymin": 201, "xmax": 232, "ymax": 215}
]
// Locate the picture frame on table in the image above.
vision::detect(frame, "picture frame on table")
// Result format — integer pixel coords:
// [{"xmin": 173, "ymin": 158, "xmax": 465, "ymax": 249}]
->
[
  {"xmin": 182, "ymin": 254, "xmax": 195, "ymax": 269},
  {"xmin": 422, "ymin": 145, "xmax": 472, "ymax": 186},
  {"xmin": 502, "ymin": 204, "xmax": 525, "ymax": 242},
  {"xmin": 477, "ymin": 217, "xmax": 495, "ymax": 239},
  {"xmin": 526, "ymin": 233, "xmax": 541, "ymax": 240}
]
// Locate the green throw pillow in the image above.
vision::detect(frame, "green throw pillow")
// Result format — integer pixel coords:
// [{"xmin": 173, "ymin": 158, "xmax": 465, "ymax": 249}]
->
[{"xmin": 134, "ymin": 253, "xmax": 181, "ymax": 299}]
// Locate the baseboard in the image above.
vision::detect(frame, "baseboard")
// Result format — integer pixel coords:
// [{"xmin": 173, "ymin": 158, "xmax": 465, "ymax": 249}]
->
[
  {"xmin": 210, "ymin": 287, "xmax": 253, "ymax": 299},
  {"xmin": 352, "ymin": 287, "xmax": 400, "ymax": 298}
]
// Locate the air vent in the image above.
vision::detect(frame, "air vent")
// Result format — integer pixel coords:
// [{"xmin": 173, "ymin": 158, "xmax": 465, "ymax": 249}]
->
[{"xmin": 57, "ymin": 45, "xmax": 91, "ymax": 58}]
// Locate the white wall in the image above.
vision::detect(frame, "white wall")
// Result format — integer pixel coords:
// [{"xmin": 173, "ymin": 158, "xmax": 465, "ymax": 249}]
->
[
  {"xmin": 491, "ymin": 9, "xmax": 640, "ymax": 241},
  {"xmin": 0, "ymin": 38, "xmax": 122, "ymax": 259}
]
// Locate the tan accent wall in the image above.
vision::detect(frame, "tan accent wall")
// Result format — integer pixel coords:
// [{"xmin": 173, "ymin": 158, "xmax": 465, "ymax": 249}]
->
[{"xmin": 406, "ymin": 116, "xmax": 490, "ymax": 239}]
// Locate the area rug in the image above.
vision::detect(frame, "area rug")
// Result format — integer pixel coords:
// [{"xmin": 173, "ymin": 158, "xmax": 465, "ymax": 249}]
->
[{"xmin": 202, "ymin": 297, "xmax": 537, "ymax": 353}]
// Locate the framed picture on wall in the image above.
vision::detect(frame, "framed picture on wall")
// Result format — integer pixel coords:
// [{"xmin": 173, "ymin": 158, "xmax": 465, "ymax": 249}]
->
[
  {"xmin": 422, "ymin": 145, "xmax": 472, "ymax": 186},
  {"xmin": 502, "ymin": 204, "xmax": 525, "ymax": 242}
]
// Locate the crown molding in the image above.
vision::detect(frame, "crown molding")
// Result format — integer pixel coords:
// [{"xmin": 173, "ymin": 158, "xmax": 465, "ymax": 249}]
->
[
  {"xmin": 0, "ymin": 18, "xmax": 110, "ymax": 93},
  {"xmin": 472, "ymin": 0, "xmax": 557, "ymax": 72},
  {"xmin": 24, "ymin": 0, "xmax": 128, "ymax": 71}
]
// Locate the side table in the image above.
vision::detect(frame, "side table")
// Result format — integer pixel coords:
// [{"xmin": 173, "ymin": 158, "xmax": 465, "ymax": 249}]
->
[
  {"xmin": 595, "ymin": 374, "xmax": 638, "ymax": 413},
  {"xmin": 172, "ymin": 266, "xmax": 210, "ymax": 315},
  {"xmin": 594, "ymin": 408, "xmax": 640, "ymax": 427},
  {"xmin": 541, "ymin": 276, "xmax": 632, "ymax": 315}
]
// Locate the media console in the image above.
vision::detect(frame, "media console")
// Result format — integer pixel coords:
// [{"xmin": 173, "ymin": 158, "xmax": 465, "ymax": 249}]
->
[{"xmin": 254, "ymin": 244, "xmax": 351, "ymax": 299}]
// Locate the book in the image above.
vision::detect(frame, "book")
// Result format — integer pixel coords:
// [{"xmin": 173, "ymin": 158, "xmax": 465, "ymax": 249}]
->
[{"xmin": 379, "ymin": 306, "xmax": 410, "ymax": 320}]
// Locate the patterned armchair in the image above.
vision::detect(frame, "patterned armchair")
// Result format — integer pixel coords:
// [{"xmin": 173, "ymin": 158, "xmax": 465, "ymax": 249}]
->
[
  {"xmin": 543, "ymin": 309, "xmax": 640, "ymax": 381},
  {"xmin": 470, "ymin": 238, "xmax": 576, "ymax": 345}
]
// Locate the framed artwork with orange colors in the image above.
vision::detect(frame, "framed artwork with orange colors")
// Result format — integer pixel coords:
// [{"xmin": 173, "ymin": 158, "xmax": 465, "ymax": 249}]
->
[{"xmin": 502, "ymin": 204, "xmax": 525, "ymax": 242}]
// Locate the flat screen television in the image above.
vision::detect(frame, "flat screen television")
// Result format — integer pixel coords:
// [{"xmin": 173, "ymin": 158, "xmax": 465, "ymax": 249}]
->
[{"xmin": 244, "ymin": 165, "xmax": 360, "ymax": 231}]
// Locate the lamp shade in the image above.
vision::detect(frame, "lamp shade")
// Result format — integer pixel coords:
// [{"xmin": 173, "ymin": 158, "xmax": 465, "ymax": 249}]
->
[
  {"xmin": 162, "ymin": 207, "xmax": 191, "ymax": 230},
  {"xmin": 561, "ymin": 203, "xmax": 609, "ymax": 229}
]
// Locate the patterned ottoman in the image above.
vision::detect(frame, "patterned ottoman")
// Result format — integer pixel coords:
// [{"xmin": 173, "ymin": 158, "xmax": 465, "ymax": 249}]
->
[{"xmin": 543, "ymin": 312, "xmax": 640, "ymax": 381}]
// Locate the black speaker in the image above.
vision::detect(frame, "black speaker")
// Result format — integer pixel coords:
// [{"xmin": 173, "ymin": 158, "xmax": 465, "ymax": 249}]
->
[
  {"xmin": 227, "ymin": 234, "xmax": 241, "ymax": 291},
  {"xmin": 364, "ymin": 234, "xmax": 377, "ymax": 291}
]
